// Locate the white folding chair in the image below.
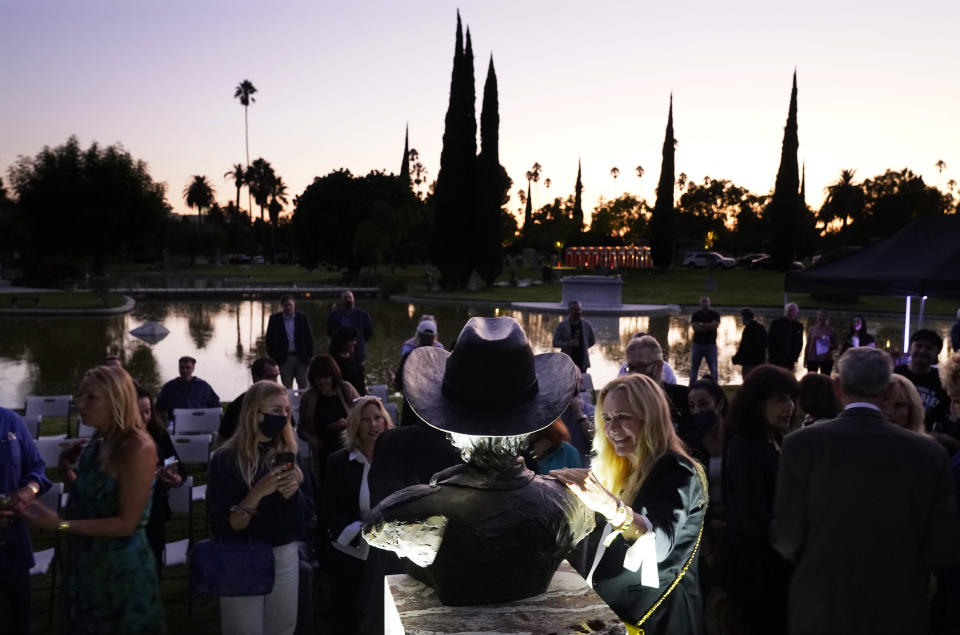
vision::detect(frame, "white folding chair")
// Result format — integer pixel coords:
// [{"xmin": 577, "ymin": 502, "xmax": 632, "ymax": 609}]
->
[
  {"xmin": 35, "ymin": 438, "xmax": 78, "ymax": 471},
  {"xmin": 385, "ymin": 401, "xmax": 399, "ymax": 427},
  {"xmin": 367, "ymin": 384, "xmax": 389, "ymax": 403},
  {"xmin": 170, "ymin": 434, "xmax": 212, "ymax": 467},
  {"xmin": 172, "ymin": 408, "xmax": 221, "ymax": 435},
  {"xmin": 76, "ymin": 416, "xmax": 96, "ymax": 438},
  {"xmin": 24, "ymin": 395, "xmax": 72, "ymax": 419},
  {"xmin": 31, "ymin": 481, "xmax": 65, "ymax": 629},
  {"xmin": 22, "ymin": 414, "xmax": 41, "ymax": 439}
]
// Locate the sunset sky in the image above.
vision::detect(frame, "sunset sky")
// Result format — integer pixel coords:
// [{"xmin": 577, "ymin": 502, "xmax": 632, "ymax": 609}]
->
[{"xmin": 2, "ymin": 0, "xmax": 957, "ymax": 225}]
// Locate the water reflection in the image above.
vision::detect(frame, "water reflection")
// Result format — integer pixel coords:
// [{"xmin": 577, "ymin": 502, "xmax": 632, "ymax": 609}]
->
[{"xmin": 0, "ymin": 299, "xmax": 955, "ymax": 408}]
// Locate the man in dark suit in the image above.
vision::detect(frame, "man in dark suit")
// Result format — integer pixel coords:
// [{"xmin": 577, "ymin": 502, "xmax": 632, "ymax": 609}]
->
[
  {"xmin": 767, "ymin": 302, "xmax": 804, "ymax": 370},
  {"xmin": 772, "ymin": 347, "xmax": 960, "ymax": 635},
  {"xmin": 265, "ymin": 294, "xmax": 314, "ymax": 389}
]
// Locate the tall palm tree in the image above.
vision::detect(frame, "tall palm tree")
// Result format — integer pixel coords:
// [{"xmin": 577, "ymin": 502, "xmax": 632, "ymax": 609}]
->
[
  {"xmin": 183, "ymin": 175, "xmax": 215, "ymax": 225},
  {"xmin": 224, "ymin": 163, "xmax": 246, "ymax": 219},
  {"xmin": 610, "ymin": 166, "xmax": 620, "ymax": 195},
  {"xmin": 234, "ymin": 79, "xmax": 257, "ymax": 212},
  {"xmin": 819, "ymin": 169, "xmax": 865, "ymax": 235},
  {"xmin": 635, "ymin": 165, "xmax": 645, "ymax": 179},
  {"xmin": 246, "ymin": 158, "xmax": 275, "ymax": 222}
]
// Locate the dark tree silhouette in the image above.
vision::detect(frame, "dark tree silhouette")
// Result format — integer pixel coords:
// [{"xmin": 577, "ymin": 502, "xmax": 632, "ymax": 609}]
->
[
  {"xmin": 649, "ymin": 95, "xmax": 678, "ymax": 268},
  {"xmin": 224, "ymin": 163, "xmax": 246, "ymax": 218},
  {"xmin": 234, "ymin": 79, "xmax": 257, "ymax": 212},
  {"xmin": 474, "ymin": 55, "xmax": 511, "ymax": 285},
  {"xmin": 818, "ymin": 169, "xmax": 864, "ymax": 238},
  {"xmin": 523, "ymin": 181, "xmax": 533, "ymax": 232},
  {"xmin": 767, "ymin": 71, "xmax": 802, "ymax": 268},
  {"xmin": 400, "ymin": 124, "xmax": 410, "ymax": 184},
  {"xmin": 183, "ymin": 175, "xmax": 215, "ymax": 225},
  {"xmin": 431, "ymin": 12, "xmax": 478, "ymax": 288},
  {"xmin": 573, "ymin": 159, "xmax": 584, "ymax": 231},
  {"xmin": 246, "ymin": 158, "xmax": 275, "ymax": 221}
]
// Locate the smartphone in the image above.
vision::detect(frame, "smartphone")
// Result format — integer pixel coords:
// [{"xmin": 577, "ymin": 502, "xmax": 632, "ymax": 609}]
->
[
  {"xmin": 162, "ymin": 456, "xmax": 179, "ymax": 469},
  {"xmin": 273, "ymin": 452, "xmax": 295, "ymax": 470}
]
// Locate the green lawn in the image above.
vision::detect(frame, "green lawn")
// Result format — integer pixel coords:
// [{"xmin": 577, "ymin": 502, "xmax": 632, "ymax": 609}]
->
[{"xmin": 0, "ymin": 292, "xmax": 128, "ymax": 310}]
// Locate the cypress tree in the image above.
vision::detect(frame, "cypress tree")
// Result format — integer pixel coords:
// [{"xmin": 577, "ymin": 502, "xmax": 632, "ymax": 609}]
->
[
  {"xmin": 649, "ymin": 94, "xmax": 678, "ymax": 268},
  {"xmin": 432, "ymin": 12, "xmax": 472, "ymax": 287},
  {"xmin": 474, "ymin": 55, "xmax": 510, "ymax": 285},
  {"xmin": 768, "ymin": 71, "xmax": 801, "ymax": 269},
  {"xmin": 523, "ymin": 181, "xmax": 532, "ymax": 232},
  {"xmin": 572, "ymin": 159, "xmax": 584, "ymax": 230},
  {"xmin": 400, "ymin": 123, "xmax": 410, "ymax": 184}
]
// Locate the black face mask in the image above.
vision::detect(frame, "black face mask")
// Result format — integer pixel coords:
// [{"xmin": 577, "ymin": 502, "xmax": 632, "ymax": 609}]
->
[
  {"xmin": 691, "ymin": 410, "xmax": 717, "ymax": 433},
  {"xmin": 259, "ymin": 412, "xmax": 287, "ymax": 439}
]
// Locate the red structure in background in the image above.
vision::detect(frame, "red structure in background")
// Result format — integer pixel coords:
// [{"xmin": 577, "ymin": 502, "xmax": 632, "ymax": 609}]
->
[{"xmin": 563, "ymin": 245, "xmax": 651, "ymax": 269}]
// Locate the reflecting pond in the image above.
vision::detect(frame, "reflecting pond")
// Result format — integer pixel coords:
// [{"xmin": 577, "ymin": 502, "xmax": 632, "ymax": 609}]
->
[{"xmin": 1, "ymin": 298, "xmax": 955, "ymax": 409}]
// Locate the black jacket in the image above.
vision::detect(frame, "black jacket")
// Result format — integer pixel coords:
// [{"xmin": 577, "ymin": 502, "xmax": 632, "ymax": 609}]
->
[
  {"xmin": 265, "ymin": 311, "xmax": 314, "ymax": 365},
  {"xmin": 733, "ymin": 319, "xmax": 767, "ymax": 367}
]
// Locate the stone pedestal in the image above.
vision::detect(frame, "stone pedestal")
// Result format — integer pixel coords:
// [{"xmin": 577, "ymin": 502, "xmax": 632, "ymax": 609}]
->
[
  {"xmin": 561, "ymin": 275, "xmax": 623, "ymax": 309},
  {"xmin": 384, "ymin": 561, "xmax": 626, "ymax": 634}
]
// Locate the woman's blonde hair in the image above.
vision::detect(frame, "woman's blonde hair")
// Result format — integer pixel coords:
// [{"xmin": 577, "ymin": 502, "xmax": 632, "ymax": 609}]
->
[
  {"xmin": 940, "ymin": 352, "xmax": 960, "ymax": 399},
  {"xmin": 82, "ymin": 365, "xmax": 144, "ymax": 463},
  {"xmin": 220, "ymin": 380, "xmax": 298, "ymax": 487},
  {"xmin": 341, "ymin": 396, "xmax": 393, "ymax": 453},
  {"xmin": 888, "ymin": 374, "xmax": 926, "ymax": 433},
  {"xmin": 592, "ymin": 374, "xmax": 704, "ymax": 503}
]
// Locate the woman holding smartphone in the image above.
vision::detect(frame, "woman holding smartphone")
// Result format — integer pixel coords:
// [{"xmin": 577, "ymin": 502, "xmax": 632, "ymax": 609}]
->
[
  {"xmin": 136, "ymin": 384, "xmax": 186, "ymax": 577},
  {"xmin": 207, "ymin": 380, "xmax": 311, "ymax": 635}
]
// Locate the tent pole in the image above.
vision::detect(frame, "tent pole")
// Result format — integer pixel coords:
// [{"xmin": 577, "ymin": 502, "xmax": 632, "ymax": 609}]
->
[
  {"xmin": 904, "ymin": 296, "xmax": 912, "ymax": 352},
  {"xmin": 918, "ymin": 295, "xmax": 927, "ymax": 329}
]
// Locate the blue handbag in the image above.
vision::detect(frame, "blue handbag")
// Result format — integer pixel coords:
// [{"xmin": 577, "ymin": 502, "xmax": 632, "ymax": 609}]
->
[{"xmin": 189, "ymin": 536, "xmax": 275, "ymax": 596}]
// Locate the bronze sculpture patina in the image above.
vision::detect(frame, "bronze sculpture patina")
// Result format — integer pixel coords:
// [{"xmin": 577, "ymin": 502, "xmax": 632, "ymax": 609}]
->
[{"xmin": 363, "ymin": 317, "xmax": 595, "ymax": 605}]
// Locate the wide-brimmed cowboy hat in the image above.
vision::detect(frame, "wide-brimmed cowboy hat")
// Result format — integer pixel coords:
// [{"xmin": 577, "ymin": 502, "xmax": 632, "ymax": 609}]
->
[{"xmin": 402, "ymin": 316, "xmax": 578, "ymax": 436}]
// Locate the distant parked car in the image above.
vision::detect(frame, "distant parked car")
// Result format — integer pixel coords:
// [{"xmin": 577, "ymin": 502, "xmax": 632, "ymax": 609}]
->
[
  {"xmin": 737, "ymin": 252, "xmax": 769, "ymax": 268},
  {"xmin": 749, "ymin": 255, "xmax": 804, "ymax": 271},
  {"xmin": 682, "ymin": 251, "xmax": 736, "ymax": 269},
  {"xmin": 252, "ymin": 255, "xmax": 265, "ymax": 265},
  {"xmin": 229, "ymin": 254, "xmax": 252, "ymax": 264}
]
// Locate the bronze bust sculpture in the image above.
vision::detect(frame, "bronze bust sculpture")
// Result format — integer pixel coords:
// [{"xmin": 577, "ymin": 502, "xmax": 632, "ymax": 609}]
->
[{"xmin": 363, "ymin": 317, "xmax": 595, "ymax": 605}]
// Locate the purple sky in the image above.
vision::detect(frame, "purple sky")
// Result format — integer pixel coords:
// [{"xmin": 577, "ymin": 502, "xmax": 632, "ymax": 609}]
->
[{"xmin": 2, "ymin": 1, "xmax": 957, "ymax": 225}]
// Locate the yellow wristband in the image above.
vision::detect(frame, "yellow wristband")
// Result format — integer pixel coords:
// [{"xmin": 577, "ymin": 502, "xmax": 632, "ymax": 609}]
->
[{"xmin": 56, "ymin": 521, "xmax": 71, "ymax": 533}]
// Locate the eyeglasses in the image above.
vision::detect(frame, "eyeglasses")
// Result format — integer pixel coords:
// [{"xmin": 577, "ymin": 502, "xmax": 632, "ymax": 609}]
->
[{"xmin": 625, "ymin": 360, "xmax": 660, "ymax": 374}]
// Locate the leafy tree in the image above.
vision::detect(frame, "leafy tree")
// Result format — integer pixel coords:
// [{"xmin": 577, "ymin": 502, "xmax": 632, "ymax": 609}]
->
[
  {"xmin": 676, "ymin": 176, "xmax": 749, "ymax": 247},
  {"xmin": 648, "ymin": 95, "xmax": 678, "ymax": 268},
  {"xmin": 766, "ymin": 71, "xmax": 803, "ymax": 268},
  {"xmin": 474, "ymin": 55, "xmax": 511, "ymax": 285},
  {"xmin": 818, "ymin": 169, "xmax": 865, "ymax": 239},
  {"xmin": 589, "ymin": 194, "xmax": 647, "ymax": 242},
  {"xmin": 268, "ymin": 175, "xmax": 288, "ymax": 228},
  {"xmin": 183, "ymin": 175, "xmax": 215, "ymax": 225},
  {"xmin": 860, "ymin": 168, "xmax": 951, "ymax": 240},
  {"xmin": 7, "ymin": 136, "xmax": 170, "ymax": 274},
  {"xmin": 224, "ymin": 163, "xmax": 247, "ymax": 219}
]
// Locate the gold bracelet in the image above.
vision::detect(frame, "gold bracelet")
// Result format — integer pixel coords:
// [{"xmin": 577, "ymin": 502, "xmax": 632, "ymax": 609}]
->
[
  {"xmin": 26, "ymin": 482, "xmax": 40, "ymax": 496},
  {"xmin": 56, "ymin": 520, "xmax": 71, "ymax": 533},
  {"xmin": 610, "ymin": 499, "xmax": 629, "ymax": 528}
]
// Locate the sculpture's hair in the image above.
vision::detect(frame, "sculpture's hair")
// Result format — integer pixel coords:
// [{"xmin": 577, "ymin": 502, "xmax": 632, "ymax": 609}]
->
[
  {"xmin": 448, "ymin": 433, "xmax": 528, "ymax": 470},
  {"xmin": 592, "ymin": 374, "xmax": 704, "ymax": 504},
  {"xmin": 219, "ymin": 380, "xmax": 298, "ymax": 488},
  {"xmin": 886, "ymin": 374, "xmax": 926, "ymax": 434},
  {"xmin": 341, "ymin": 396, "xmax": 393, "ymax": 452}
]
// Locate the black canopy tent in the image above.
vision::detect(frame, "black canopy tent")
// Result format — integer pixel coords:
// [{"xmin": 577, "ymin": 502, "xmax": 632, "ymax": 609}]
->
[{"xmin": 785, "ymin": 215, "xmax": 960, "ymax": 348}]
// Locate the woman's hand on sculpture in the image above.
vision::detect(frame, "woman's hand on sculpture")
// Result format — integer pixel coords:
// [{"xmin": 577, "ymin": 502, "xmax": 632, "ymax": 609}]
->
[{"xmin": 549, "ymin": 468, "xmax": 619, "ymax": 520}]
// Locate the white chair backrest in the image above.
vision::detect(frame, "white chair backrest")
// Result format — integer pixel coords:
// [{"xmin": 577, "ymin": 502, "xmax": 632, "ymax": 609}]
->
[
  {"xmin": 367, "ymin": 384, "xmax": 389, "ymax": 403},
  {"xmin": 170, "ymin": 434, "xmax": 212, "ymax": 466},
  {"xmin": 76, "ymin": 415, "xmax": 96, "ymax": 438},
  {"xmin": 172, "ymin": 408, "xmax": 221, "ymax": 435},
  {"xmin": 385, "ymin": 401, "xmax": 399, "ymax": 427},
  {"xmin": 25, "ymin": 395, "xmax": 72, "ymax": 419},
  {"xmin": 168, "ymin": 475, "xmax": 194, "ymax": 515},
  {"xmin": 38, "ymin": 481, "xmax": 64, "ymax": 512},
  {"xmin": 35, "ymin": 438, "xmax": 78, "ymax": 471},
  {"xmin": 22, "ymin": 414, "xmax": 41, "ymax": 439}
]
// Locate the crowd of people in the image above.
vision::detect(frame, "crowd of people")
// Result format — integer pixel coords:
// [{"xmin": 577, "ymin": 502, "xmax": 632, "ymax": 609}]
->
[{"xmin": 2, "ymin": 293, "xmax": 960, "ymax": 635}]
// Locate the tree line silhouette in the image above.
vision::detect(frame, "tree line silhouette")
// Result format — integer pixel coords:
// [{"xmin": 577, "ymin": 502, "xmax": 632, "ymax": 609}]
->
[{"xmin": 1, "ymin": 14, "xmax": 956, "ymax": 287}]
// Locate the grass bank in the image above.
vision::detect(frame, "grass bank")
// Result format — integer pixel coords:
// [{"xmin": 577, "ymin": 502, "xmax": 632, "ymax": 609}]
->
[{"xmin": 0, "ymin": 291, "xmax": 128, "ymax": 311}]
